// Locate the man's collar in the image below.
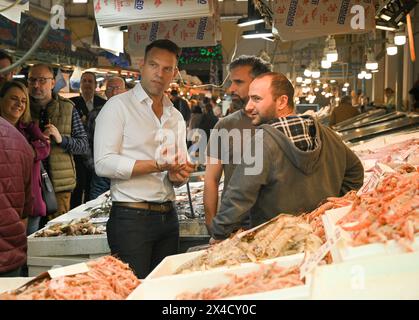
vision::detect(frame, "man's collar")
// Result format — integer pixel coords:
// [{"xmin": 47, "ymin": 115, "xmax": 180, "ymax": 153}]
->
[{"xmin": 134, "ymin": 83, "xmax": 173, "ymax": 115}]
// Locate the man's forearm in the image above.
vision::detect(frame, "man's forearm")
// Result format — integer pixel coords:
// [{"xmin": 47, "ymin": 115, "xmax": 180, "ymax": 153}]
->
[
  {"xmin": 204, "ymin": 180, "xmax": 219, "ymax": 228},
  {"xmin": 131, "ymin": 160, "xmax": 161, "ymax": 177}
]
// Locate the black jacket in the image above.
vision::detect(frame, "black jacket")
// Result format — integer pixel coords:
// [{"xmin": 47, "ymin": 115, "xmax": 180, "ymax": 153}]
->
[{"xmin": 70, "ymin": 95, "xmax": 107, "ymax": 121}]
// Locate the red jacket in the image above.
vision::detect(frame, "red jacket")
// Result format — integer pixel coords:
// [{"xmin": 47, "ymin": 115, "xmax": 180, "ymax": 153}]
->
[
  {"xmin": 0, "ymin": 118, "xmax": 33, "ymax": 273},
  {"xmin": 17, "ymin": 121, "xmax": 50, "ymax": 217}
]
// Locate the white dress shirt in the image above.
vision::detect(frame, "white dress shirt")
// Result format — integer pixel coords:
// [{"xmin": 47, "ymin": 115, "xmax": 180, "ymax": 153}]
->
[{"xmin": 94, "ymin": 83, "xmax": 187, "ymax": 202}]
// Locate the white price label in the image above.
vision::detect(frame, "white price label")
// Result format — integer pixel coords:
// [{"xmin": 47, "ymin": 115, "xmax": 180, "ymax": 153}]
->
[
  {"xmin": 48, "ymin": 263, "xmax": 89, "ymax": 279},
  {"xmin": 396, "ymin": 145, "xmax": 418, "ymax": 162},
  {"xmin": 300, "ymin": 227, "xmax": 342, "ymax": 279}
]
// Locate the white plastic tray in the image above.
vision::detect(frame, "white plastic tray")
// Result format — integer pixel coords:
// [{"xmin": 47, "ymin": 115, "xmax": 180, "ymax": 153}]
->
[
  {"xmin": 323, "ymin": 206, "xmax": 419, "ymax": 263},
  {"xmin": 130, "ymin": 256, "xmax": 310, "ymax": 300},
  {"xmin": 147, "ymin": 249, "xmax": 304, "ymax": 280}
]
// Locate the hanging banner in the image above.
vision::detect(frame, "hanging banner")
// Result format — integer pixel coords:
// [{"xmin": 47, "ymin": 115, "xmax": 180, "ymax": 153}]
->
[
  {"xmin": 17, "ymin": 14, "xmax": 71, "ymax": 54},
  {"xmin": 127, "ymin": 16, "xmax": 219, "ymax": 54},
  {"xmin": 273, "ymin": 0, "xmax": 376, "ymax": 41},
  {"xmin": 0, "ymin": 14, "xmax": 17, "ymax": 47},
  {"xmin": 94, "ymin": 0, "xmax": 215, "ymax": 28}
]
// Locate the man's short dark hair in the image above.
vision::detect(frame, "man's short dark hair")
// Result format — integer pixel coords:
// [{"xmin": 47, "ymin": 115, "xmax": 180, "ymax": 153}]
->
[
  {"xmin": 255, "ymin": 72, "xmax": 295, "ymax": 110},
  {"xmin": 0, "ymin": 49, "xmax": 13, "ymax": 64},
  {"xmin": 81, "ymin": 71, "xmax": 97, "ymax": 85},
  {"xmin": 145, "ymin": 39, "xmax": 181, "ymax": 61},
  {"xmin": 228, "ymin": 55, "xmax": 272, "ymax": 78}
]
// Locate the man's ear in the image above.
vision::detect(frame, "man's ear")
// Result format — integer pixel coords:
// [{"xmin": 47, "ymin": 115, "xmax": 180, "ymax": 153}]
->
[
  {"xmin": 173, "ymin": 67, "xmax": 179, "ymax": 79},
  {"xmin": 276, "ymin": 95, "xmax": 288, "ymax": 111}
]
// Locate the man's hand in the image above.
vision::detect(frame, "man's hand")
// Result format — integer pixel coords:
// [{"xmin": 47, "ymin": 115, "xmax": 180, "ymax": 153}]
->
[
  {"xmin": 43, "ymin": 124, "xmax": 62, "ymax": 144},
  {"xmin": 167, "ymin": 161, "xmax": 196, "ymax": 185}
]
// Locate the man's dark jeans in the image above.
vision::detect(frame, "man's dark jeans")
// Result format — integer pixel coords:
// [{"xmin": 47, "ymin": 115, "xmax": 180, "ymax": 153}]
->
[{"xmin": 107, "ymin": 205, "xmax": 179, "ymax": 279}]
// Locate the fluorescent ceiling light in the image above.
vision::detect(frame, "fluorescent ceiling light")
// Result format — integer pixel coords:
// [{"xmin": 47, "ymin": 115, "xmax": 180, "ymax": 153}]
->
[
  {"xmin": 242, "ymin": 30, "xmax": 273, "ymax": 39},
  {"xmin": 73, "ymin": 0, "xmax": 88, "ymax": 3},
  {"xmin": 237, "ymin": 1, "xmax": 264, "ymax": 27},
  {"xmin": 12, "ymin": 74, "xmax": 25, "ymax": 79},
  {"xmin": 380, "ymin": 14, "xmax": 391, "ymax": 21},
  {"xmin": 237, "ymin": 17, "xmax": 264, "ymax": 27}
]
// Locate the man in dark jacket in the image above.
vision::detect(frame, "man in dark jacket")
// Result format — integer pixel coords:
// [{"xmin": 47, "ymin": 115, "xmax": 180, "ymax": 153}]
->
[
  {"xmin": 329, "ymin": 95, "xmax": 360, "ymax": 127},
  {"xmin": 70, "ymin": 72, "xmax": 106, "ymax": 208},
  {"xmin": 0, "ymin": 117, "xmax": 33, "ymax": 276},
  {"xmin": 211, "ymin": 72, "xmax": 364, "ymax": 240}
]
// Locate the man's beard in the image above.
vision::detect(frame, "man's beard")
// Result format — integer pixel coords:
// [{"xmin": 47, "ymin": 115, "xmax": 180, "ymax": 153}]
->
[{"xmin": 230, "ymin": 95, "xmax": 248, "ymax": 112}]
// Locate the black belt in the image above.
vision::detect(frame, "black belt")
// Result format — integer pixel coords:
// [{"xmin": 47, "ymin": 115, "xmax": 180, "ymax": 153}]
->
[{"xmin": 113, "ymin": 201, "xmax": 174, "ymax": 213}]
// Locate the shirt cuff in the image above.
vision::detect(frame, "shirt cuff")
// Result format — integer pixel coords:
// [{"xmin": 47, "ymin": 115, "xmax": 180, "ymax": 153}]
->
[
  {"xmin": 116, "ymin": 157, "xmax": 136, "ymax": 179},
  {"xmin": 60, "ymin": 136, "xmax": 69, "ymax": 149}
]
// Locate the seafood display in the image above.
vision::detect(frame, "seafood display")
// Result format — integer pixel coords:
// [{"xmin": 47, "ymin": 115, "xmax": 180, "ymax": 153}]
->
[
  {"xmin": 354, "ymin": 138, "xmax": 419, "ymax": 169},
  {"xmin": 176, "ymin": 184, "xmax": 205, "ymax": 219},
  {"xmin": 175, "ymin": 182, "xmax": 223, "ymax": 220},
  {"xmin": 0, "ymin": 256, "xmax": 140, "ymax": 300},
  {"xmin": 175, "ymin": 214, "xmax": 323, "ymax": 274},
  {"xmin": 86, "ymin": 195, "xmax": 112, "ymax": 219},
  {"xmin": 34, "ymin": 218, "xmax": 105, "ymax": 237},
  {"xmin": 336, "ymin": 171, "xmax": 419, "ymax": 251},
  {"xmin": 176, "ymin": 263, "xmax": 303, "ymax": 300}
]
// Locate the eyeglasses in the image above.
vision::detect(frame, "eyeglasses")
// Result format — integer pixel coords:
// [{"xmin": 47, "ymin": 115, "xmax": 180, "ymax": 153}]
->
[
  {"xmin": 28, "ymin": 77, "xmax": 54, "ymax": 84},
  {"xmin": 106, "ymin": 86, "xmax": 123, "ymax": 92}
]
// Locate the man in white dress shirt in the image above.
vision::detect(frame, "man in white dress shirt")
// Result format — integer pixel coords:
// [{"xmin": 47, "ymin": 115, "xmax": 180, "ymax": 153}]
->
[{"xmin": 94, "ymin": 39, "xmax": 195, "ymax": 278}]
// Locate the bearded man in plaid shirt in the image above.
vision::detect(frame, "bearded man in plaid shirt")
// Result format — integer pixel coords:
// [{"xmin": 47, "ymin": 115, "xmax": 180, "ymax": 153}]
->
[{"xmin": 210, "ymin": 72, "xmax": 364, "ymax": 241}]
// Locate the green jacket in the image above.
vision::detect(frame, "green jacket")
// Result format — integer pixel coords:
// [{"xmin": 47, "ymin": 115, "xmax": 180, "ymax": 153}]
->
[
  {"xmin": 31, "ymin": 94, "xmax": 76, "ymax": 192},
  {"xmin": 211, "ymin": 119, "xmax": 364, "ymax": 239}
]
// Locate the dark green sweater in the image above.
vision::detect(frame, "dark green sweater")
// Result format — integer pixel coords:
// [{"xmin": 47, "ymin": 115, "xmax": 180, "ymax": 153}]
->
[{"xmin": 211, "ymin": 119, "xmax": 364, "ymax": 240}]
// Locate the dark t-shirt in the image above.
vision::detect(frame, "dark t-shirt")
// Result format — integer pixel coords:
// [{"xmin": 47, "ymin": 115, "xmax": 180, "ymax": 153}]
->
[{"xmin": 206, "ymin": 109, "xmax": 255, "ymax": 193}]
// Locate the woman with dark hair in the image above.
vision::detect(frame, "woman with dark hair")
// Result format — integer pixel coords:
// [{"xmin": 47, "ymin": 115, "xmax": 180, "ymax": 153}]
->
[{"xmin": 0, "ymin": 81, "xmax": 50, "ymax": 235}]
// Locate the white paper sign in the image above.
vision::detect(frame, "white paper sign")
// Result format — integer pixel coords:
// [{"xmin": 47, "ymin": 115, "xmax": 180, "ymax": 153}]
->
[
  {"xmin": 273, "ymin": 0, "xmax": 375, "ymax": 41},
  {"xmin": 300, "ymin": 226, "xmax": 342, "ymax": 279},
  {"xmin": 94, "ymin": 0, "xmax": 214, "ymax": 28},
  {"xmin": 48, "ymin": 263, "xmax": 90, "ymax": 279}
]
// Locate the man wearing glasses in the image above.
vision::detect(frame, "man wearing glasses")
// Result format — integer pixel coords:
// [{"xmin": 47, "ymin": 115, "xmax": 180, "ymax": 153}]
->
[{"xmin": 28, "ymin": 64, "xmax": 88, "ymax": 220}]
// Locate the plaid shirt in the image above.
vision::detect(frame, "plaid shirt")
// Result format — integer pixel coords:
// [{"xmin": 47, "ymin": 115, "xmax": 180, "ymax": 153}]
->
[
  {"xmin": 268, "ymin": 115, "xmax": 317, "ymax": 151},
  {"xmin": 60, "ymin": 108, "xmax": 89, "ymax": 155}
]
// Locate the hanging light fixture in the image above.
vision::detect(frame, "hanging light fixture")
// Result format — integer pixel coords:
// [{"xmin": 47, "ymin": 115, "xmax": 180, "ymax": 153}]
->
[
  {"xmin": 357, "ymin": 70, "xmax": 366, "ymax": 79},
  {"xmin": 365, "ymin": 49, "xmax": 378, "ymax": 70},
  {"xmin": 237, "ymin": 1, "xmax": 265, "ymax": 27},
  {"xmin": 326, "ymin": 36, "xmax": 338, "ymax": 63},
  {"xmin": 303, "ymin": 67, "xmax": 312, "ymax": 77},
  {"xmin": 321, "ymin": 57, "xmax": 331, "ymax": 69},
  {"xmin": 394, "ymin": 30, "xmax": 407, "ymax": 45},
  {"xmin": 344, "ymin": 82, "xmax": 350, "ymax": 87},
  {"xmin": 364, "ymin": 72, "xmax": 372, "ymax": 79},
  {"xmin": 311, "ymin": 62, "xmax": 321, "ymax": 78},
  {"xmin": 296, "ymin": 76, "xmax": 303, "ymax": 83},
  {"xmin": 242, "ymin": 23, "xmax": 273, "ymax": 39}
]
